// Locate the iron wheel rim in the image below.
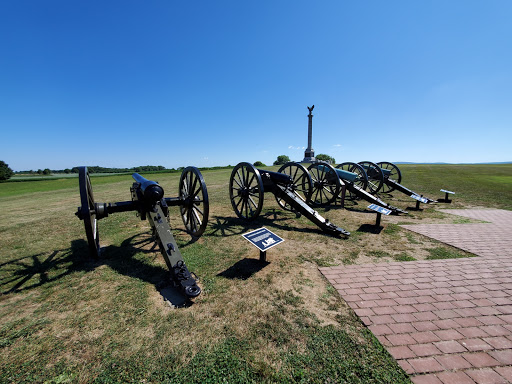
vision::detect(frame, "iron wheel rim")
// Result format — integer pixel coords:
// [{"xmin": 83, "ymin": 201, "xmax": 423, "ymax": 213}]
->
[
  {"xmin": 78, "ymin": 166, "xmax": 100, "ymax": 258},
  {"xmin": 179, "ymin": 166, "xmax": 209, "ymax": 237},
  {"xmin": 358, "ymin": 161, "xmax": 384, "ymax": 194},
  {"xmin": 229, "ymin": 162, "xmax": 264, "ymax": 220},
  {"xmin": 377, "ymin": 161, "xmax": 402, "ymax": 193},
  {"xmin": 276, "ymin": 162, "xmax": 313, "ymax": 210},
  {"xmin": 337, "ymin": 162, "xmax": 368, "ymax": 199},
  {"xmin": 307, "ymin": 162, "xmax": 340, "ymax": 206}
]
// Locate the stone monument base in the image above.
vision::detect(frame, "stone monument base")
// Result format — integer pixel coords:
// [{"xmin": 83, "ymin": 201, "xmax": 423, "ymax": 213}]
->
[{"xmin": 303, "ymin": 150, "xmax": 315, "ymax": 163}]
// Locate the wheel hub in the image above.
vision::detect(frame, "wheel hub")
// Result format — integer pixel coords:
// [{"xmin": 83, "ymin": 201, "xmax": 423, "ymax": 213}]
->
[{"xmin": 238, "ymin": 187, "xmax": 250, "ymax": 198}]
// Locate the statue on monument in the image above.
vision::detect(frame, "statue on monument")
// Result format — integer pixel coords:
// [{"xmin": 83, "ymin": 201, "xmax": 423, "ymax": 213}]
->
[{"xmin": 308, "ymin": 105, "xmax": 314, "ymax": 113}]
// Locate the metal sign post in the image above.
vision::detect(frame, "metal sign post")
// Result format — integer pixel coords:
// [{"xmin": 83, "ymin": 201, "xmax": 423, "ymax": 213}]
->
[
  {"xmin": 242, "ymin": 227, "xmax": 284, "ymax": 262},
  {"xmin": 439, "ymin": 189, "xmax": 455, "ymax": 203},
  {"xmin": 411, "ymin": 194, "xmax": 429, "ymax": 210},
  {"xmin": 367, "ymin": 204, "xmax": 392, "ymax": 227}
]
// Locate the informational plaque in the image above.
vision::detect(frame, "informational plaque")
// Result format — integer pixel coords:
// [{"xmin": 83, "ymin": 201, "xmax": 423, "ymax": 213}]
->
[
  {"xmin": 367, "ymin": 204, "xmax": 392, "ymax": 216},
  {"xmin": 242, "ymin": 227, "xmax": 284, "ymax": 252},
  {"xmin": 410, "ymin": 194, "xmax": 429, "ymax": 204}
]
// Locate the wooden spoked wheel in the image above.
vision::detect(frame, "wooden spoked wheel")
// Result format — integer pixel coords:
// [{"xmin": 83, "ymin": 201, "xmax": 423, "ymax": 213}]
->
[
  {"xmin": 336, "ymin": 162, "xmax": 368, "ymax": 199},
  {"xmin": 276, "ymin": 162, "xmax": 313, "ymax": 211},
  {"xmin": 377, "ymin": 161, "xmax": 402, "ymax": 193},
  {"xmin": 78, "ymin": 166, "xmax": 100, "ymax": 258},
  {"xmin": 179, "ymin": 166, "xmax": 209, "ymax": 237},
  {"xmin": 229, "ymin": 162, "xmax": 264, "ymax": 220},
  {"xmin": 307, "ymin": 162, "xmax": 341, "ymax": 206},
  {"xmin": 358, "ymin": 161, "xmax": 384, "ymax": 194}
]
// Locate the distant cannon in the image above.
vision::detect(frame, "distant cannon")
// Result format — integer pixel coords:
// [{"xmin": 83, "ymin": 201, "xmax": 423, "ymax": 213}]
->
[
  {"xmin": 373, "ymin": 162, "xmax": 437, "ymax": 204},
  {"xmin": 75, "ymin": 166, "xmax": 209, "ymax": 298},
  {"xmin": 229, "ymin": 162, "xmax": 350, "ymax": 237},
  {"xmin": 308, "ymin": 162, "xmax": 407, "ymax": 215}
]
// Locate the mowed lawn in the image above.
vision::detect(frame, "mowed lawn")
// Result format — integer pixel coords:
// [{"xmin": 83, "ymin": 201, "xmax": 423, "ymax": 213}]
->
[{"xmin": 0, "ymin": 163, "xmax": 511, "ymax": 383}]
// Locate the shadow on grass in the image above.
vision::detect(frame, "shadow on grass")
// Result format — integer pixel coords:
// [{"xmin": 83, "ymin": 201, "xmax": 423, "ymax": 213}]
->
[
  {"xmin": 406, "ymin": 205, "xmax": 424, "ymax": 212},
  {"xmin": 208, "ymin": 214, "xmax": 335, "ymax": 238},
  {"xmin": 217, "ymin": 257, "xmax": 269, "ymax": 280},
  {"xmin": 101, "ymin": 234, "xmax": 191, "ymax": 307},
  {"xmin": 356, "ymin": 224, "xmax": 383, "ymax": 234},
  {"xmin": 1, "ymin": 234, "xmax": 191, "ymax": 307},
  {"xmin": 0, "ymin": 241, "xmax": 96, "ymax": 295}
]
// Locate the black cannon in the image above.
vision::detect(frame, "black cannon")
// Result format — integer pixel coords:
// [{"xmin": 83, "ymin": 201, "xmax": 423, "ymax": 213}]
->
[
  {"xmin": 365, "ymin": 162, "xmax": 437, "ymax": 204},
  {"xmin": 229, "ymin": 162, "xmax": 350, "ymax": 237},
  {"xmin": 75, "ymin": 166, "xmax": 209, "ymax": 298},
  {"xmin": 306, "ymin": 162, "xmax": 407, "ymax": 215}
]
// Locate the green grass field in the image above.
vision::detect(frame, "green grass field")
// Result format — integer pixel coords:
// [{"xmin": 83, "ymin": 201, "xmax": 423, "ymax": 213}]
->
[{"xmin": 1, "ymin": 163, "xmax": 511, "ymax": 383}]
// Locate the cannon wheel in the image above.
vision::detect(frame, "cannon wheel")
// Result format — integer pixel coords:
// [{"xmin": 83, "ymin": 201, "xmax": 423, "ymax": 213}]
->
[
  {"xmin": 179, "ymin": 167, "xmax": 209, "ymax": 237},
  {"xmin": 377, "ymin": 161, "xmax": 402, "ymax": 193},
  {"xmin": 358, "ymin": 161, "xmax": 384, "ymax": 194},
  {"xmin": 276, "ymin": 162, "xmax": 313, "ymax": 211},
  {"xmin": 78, "ymin": 166, "xmax": 100, "ymax": 259},
  {"xmin": 307, "ymin": 162, "xmax": 341, "ymax": 206},
  {"xmin": 336, "ymin": 162, "xmax": 368, "ymax": 199},
  {"xmin": 229, "ymin": 162, "xmax": 264, "ymax": 220}
]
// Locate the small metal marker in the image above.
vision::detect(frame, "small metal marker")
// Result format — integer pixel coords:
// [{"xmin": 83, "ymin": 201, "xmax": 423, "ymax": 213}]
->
[
  {"xmin": 242, "ymin": 227, "xmax": 284, "ymax": 262},
  {"xmin": 440, "ymin": 189, "xmax": 455, "ymax": 203},
  {"xmin": 367, "ymin": 204, "xmax": 392, "ymax": 227},
  {"xmin": 411, "ymin": 194, "xmax": 428, "ymax": 210}
]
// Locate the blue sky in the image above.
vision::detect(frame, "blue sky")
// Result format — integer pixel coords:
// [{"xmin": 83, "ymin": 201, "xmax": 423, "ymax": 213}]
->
[{"xmin": 1, "ymin": 1, "xmax": 511, "ymax": 171}]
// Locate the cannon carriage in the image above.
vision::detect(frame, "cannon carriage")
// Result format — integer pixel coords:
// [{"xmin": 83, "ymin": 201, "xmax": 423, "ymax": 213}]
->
[
  {"xmin": 229, "ymin": 162, "xmax": 350, "ymax": 237},
  {"xmin": 359, "ymin": 161, "xmax": 437, "ymax": 204},
  {"xmin": 75, "ymin": 166, "xmax": 209, "ymax": 298},
  {"xmin": 307, "ymin": 162, "xmax": 407, "ymax": 215}
]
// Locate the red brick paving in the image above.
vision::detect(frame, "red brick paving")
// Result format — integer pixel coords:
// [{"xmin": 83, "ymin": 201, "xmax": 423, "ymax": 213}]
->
[{"xmin": 320, "ymin": 209, "xmax": 512, "ymax": 383}]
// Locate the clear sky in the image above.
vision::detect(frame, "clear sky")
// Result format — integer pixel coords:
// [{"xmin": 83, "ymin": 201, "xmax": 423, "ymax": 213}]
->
[{"xmin": 1, "ymin": 1, "xmax": 511, "ymax": 171}]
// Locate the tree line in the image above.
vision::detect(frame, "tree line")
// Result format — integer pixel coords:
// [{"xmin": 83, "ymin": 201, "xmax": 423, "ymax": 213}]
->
[
  {"xmin": 271, "ymin": 153, "xmax": 335, "ymax": 165},
  {"xmin": 14, "ymin": 165, "xmax": 170, "ymax": 175},
  {"xmin": 1, "ymin": 154, "xmax": 336, "ymax": 182}
]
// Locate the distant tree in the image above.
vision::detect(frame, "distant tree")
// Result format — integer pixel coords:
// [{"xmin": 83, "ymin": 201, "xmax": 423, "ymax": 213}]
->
[
  {"xmin": 37, "ymin": 169, "xmax": 43, "ymax": 175},
  {"xmin": 253, "ymin": 161, "xmax": 266, "ymax": 167},
  {"xmin": 316, "ymin": 154, "xmax": 336, "ymax": 164},
  {"xmin": 64, "ymin": 168, "xmax": 71, "ymax": 174},
  {"xmin": 273, "ymin": 155, "xmax": 290, "ymax": 166},
  {"xmin": 0, "ymin": 161, "xmax": 14, "ymax": 181},
  {"xmin": 43, "ymin": 168, "xmax": 51, "ymax": 175}
]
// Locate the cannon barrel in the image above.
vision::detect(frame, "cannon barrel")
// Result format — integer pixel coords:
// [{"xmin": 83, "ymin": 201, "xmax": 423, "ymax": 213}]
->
[
  {"xmin": 258, "ymin": 169, "xmax": 293, "ymax": 186},
  {"xmin": 317, "ymin": 164, "xmax": 358, "ymax": 183},
  {"xmin": 132, "ymin": 173, "xmax": 164, "ymax": 202},
  {"xmin": 333, "ymin": 167, "xmax": 358, "ymax": 183}
]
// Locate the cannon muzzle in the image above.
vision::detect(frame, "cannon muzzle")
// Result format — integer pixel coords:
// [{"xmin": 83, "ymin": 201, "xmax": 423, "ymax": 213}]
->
[{"xmin": 132, "ymin": 173, "xmax": 164, "ymax": 202}]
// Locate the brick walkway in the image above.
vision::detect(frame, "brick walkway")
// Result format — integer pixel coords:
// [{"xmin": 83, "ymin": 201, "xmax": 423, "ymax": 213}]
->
[{"xmin": 320, "ymin": 209, "xmax": 512, "ymax": 383}]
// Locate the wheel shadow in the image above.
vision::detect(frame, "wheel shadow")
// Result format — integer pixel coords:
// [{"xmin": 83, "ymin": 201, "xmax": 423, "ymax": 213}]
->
[
  {"xmin": 208, "ymin": 213, "xmax": 332, "ymax": 238},
  {"xmin": 0, "ymin": 241, "xmax": 96, "ymax": 295},
  {"xmin": 1, "ymin": 234, "xmax": 192, "ymax": 308}
]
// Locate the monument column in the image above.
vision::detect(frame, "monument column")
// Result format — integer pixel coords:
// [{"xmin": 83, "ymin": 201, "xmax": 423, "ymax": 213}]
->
[{"xmin": 303, "ymin": 105, "xmax": 316, "ymax": 163}]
